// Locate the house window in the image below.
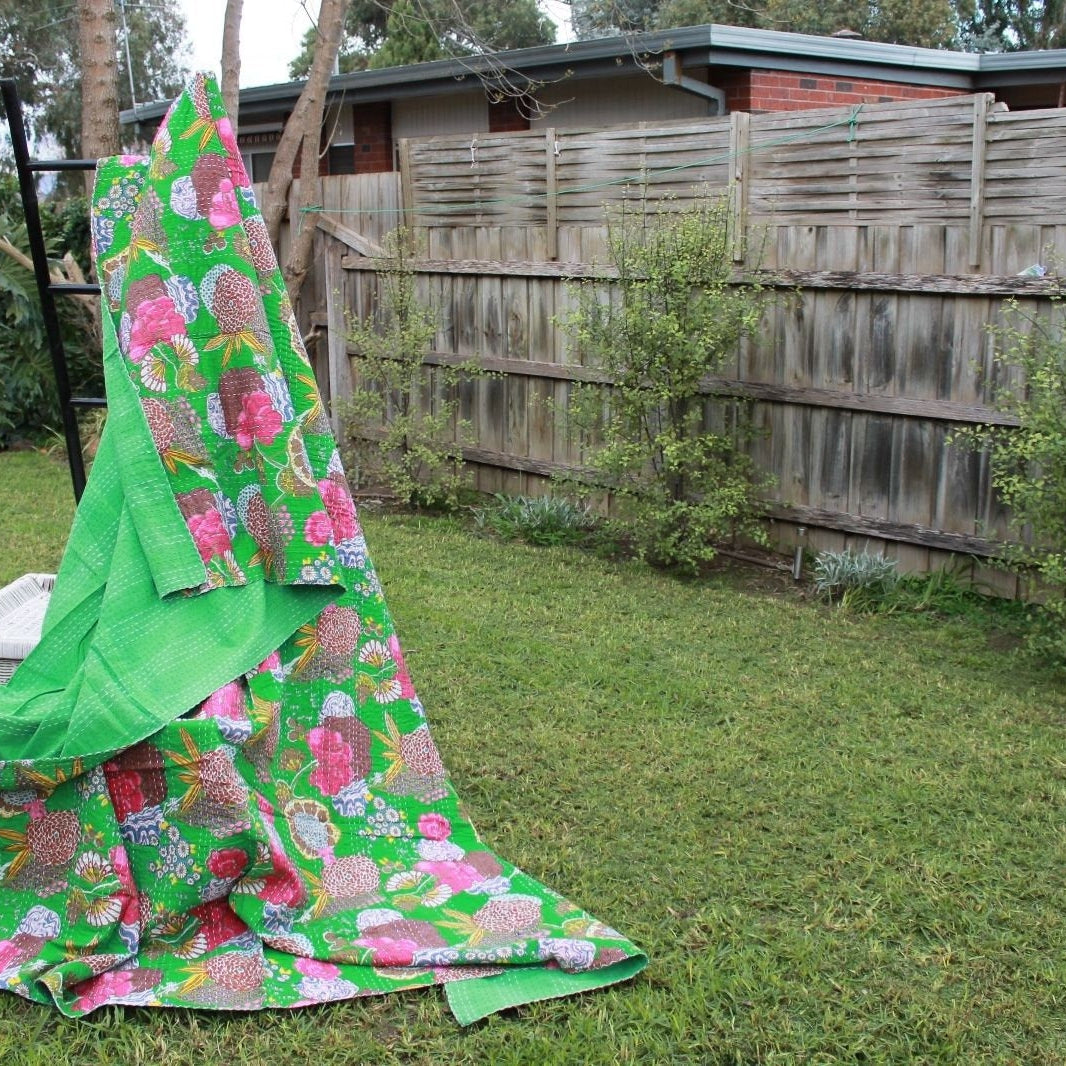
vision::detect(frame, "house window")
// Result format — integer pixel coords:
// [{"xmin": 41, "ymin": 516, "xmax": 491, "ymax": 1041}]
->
[
  {"xmin": 327, "ymin": 143, "xmax": 356, "ymax": 175},
  {"xmin": 241, "ymin": 151, "xmax": 276, "ymax": 183}
]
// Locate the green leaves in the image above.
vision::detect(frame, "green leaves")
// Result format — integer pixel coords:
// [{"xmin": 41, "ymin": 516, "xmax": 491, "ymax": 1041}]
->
[
  {"xmin": 339, "ymin": 226, "xmax": 479, "ymax": 510},
  {"xmin": 560, "ymin": 197, "xmax": 772, "ymax": 573},
  {"xmin": 0, "ymin": 173, "xmax": 101, "ymax": 447},
  {"xmin": 954, "ymin": 296, "xmax": 1066, "ymax": 666}
]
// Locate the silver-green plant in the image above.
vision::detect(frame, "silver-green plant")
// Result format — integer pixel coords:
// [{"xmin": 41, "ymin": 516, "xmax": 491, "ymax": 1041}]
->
[
  {"xmin": 472, "ymin": 493, "xmax": 593, "ymax": 547},
  {"xmin": 812, "ymin": 548, "xmax": 899, "ymax": 605}
]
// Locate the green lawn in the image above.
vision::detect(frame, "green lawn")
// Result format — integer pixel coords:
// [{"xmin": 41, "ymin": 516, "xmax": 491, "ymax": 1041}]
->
[{"xmin": 1, "ymin": 450, "xmax": 1065, "ymax": 1064}]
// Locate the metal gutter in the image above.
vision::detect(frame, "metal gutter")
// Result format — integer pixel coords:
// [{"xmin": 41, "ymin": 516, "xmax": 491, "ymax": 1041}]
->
[
  {"xmin": 977, "ymin": 49, "xmax": 1066, "ymax": 71},
  {"xmin": 662, "ymin": 51, "xmax": 725, "ymax": 114},
  {"xmin": 705, "ymin": 24, "xmax": 979, "ymax": 72}
]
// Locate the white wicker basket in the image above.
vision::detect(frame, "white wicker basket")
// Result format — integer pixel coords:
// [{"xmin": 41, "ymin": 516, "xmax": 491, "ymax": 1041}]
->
[{"xmin": 0, "ymin": 573, "xmax": 56, "ymax": 684}]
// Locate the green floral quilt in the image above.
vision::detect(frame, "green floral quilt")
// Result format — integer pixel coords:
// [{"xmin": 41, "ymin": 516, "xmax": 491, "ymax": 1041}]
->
[{"xmin": 0, "ymin": 74, "xmax": 645, "ymax": 1025}]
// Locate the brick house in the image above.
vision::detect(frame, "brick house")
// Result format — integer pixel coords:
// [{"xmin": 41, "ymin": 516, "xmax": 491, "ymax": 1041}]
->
[{"xmin": 123, "ymin": 22, "xmax": 1066, "ymax": 181}]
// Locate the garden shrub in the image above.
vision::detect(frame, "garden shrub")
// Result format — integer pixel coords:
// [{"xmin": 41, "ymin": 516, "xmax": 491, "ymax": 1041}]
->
[
  {"xmin": 954, "ymin": 297, "xmax": 1066, "ymax": 665},
  {"xmin": 0, "ymin": 171, "xmax": 101, "ymax": 447},
  {"xmin": 559, "ymin": 196, "xmax": 772, "ymax": 573},
  {"xmin": 338, "ymin": 227, "xmax": 482, "ymax": 510}
]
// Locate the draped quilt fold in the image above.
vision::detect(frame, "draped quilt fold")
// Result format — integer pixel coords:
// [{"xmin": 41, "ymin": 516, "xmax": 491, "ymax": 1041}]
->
[{"xmin": 0, "ymin": 75, "xmax": 645, "ymax": 1024}]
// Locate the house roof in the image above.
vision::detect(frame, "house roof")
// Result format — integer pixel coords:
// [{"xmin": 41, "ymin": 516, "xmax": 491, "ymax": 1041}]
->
[{"xmin": 121, "ymin": 22, "xmax": 1066, "ymax": 125}]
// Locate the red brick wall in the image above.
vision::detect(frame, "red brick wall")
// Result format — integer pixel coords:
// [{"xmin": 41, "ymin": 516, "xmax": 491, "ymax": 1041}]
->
[
  {"xmin": 726, "ymin": 69, "xmax": 964, "ymax": 112},
  {"xmin": 352, "ymin": 101, "xmax": 393, "ymax": 173},
  {"xmin": 488, "ymin": 98, "xmax": 529, "ymax": 133}
]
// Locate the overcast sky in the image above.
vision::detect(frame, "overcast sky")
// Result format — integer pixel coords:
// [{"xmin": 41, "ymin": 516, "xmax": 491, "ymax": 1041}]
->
[{"xmin": 177, "ymin": 0, "xmax": 575, "ymax": 88}]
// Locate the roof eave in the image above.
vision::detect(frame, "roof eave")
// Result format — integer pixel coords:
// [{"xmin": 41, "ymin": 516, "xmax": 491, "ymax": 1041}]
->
[{"xmin": 120, "ymin": 23, "xmax": 1066, "ymax": 128}]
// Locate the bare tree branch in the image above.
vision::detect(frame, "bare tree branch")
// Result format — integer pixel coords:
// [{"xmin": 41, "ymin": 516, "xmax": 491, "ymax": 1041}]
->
[
  {"xmin": 261, "ymin": 0, "xmax": 350, "ymax": 253},
  {"xmin": 221, "ymin": 0, "xmax": 243, "ymax": 137}
]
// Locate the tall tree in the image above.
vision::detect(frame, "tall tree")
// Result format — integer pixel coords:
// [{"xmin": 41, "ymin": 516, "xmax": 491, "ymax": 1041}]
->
[
  {"xmin": 288, "ymin": 0, "xmax": 555, "ymax": 76},
  {"xmin": 955, "ymin": 0, "xmax": 1066, "ymax": 50},
  {"xmin": 77, "ymin": 0, "xmax": 121, "ymax": 159},
  {"xmin": 0, "ymin": 0, "xmax": 189, "ymax": 156},
  {"xmin": 573, "ymin": 0, "xmax": 958, "ymax": 48},
  {"xmin": 571, "ymin": 0, "xmax": 661, "ymax": 37}
]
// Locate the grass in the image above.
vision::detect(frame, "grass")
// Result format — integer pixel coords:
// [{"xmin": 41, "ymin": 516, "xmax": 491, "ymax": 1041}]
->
[
  {"xmin": 2, "ymin": 452, "xmax": 1066, "ymax": 1063},
  {"xmin": 0, "ymin": 450, "xmax": 75, "ymax": 585}
]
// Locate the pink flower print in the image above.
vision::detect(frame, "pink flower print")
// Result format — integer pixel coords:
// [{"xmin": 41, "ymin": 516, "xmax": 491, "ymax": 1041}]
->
[
  {"xmin": 0, "ymin": 939, "xmax": 20, "ymax": 971},
  {"xmin": 200, "ymin": 680, "xmax": 245, "ymax": 720},
  {"xmin": 308, "ymin": 727, "xmax": 355, "ymax": 796},
  {"xmin": 318, "ymin": 478, "xmax": 359, "ymax": 542},
  {"xmin": 258, "ymin": 833, "xmax": 307, "ymax": 907},
  {"xmin": 187, "ymin": 508, "xmax": 234, "ymax": 564},
  {"xmin": 74, "ymin": 969, "xmax": 134, "ymax": 1014},
  {"xmin": 311, "ymin": 756, "xmax": 354, "ymax": 796},
  {"xmin": 216, "ymin": 118, "xmax": 250, "ymax": 188},
  {"xmin": 304, "ymin": 510, "xmax": 334, "ymax": 547},
  {"xmin": 417, "ymin": 813, "xmax": 451, "ymax": 841},
  {"xmin": 387, "ymin": 634, "xmax": 416, "ymax": 698},
  {"xmin": 129, "ymin": 295, "xmax": 187, "ymax": 363},
  {"xmin": 208, "ymin": 847, "xmax": 249, "ymax": 880},
  {"xmin": 235, "ymin": 391, "xmax": 283, "ymax": 451},
  {"xmin": 294, "ymin": 958, "xmax": 340, "ymax": 980},
  {"xmin": 189, "ymin": 899, "xmax": 249, "ymax": 950},
  {"xmin": 109, "ymin": 846, "xmax": 140, "ymax": 928},
  {"xmin": 355, "ymin": 936, "xmax": 419, "ymax": 967},
  {"xmin": 209, "ymin": 177, "xmax": 241, "ymax": 230},
  {"xmin": 308, "ymin": 726, "xmax": 350, "ymax": 764},
  {"xmin": 257, "ymin": 651, "xmax": 281, "ymax": 674},
  {"xmin": 110, "ymin": 846, "xmax": 134, "ymax": 891},
  {"xmin": 105, "ymin": 767, "xmax": 146, "ymax": 823},
  {"xmin": 414, "ymin": 859, "xmax": 483, "ymax": 893}
]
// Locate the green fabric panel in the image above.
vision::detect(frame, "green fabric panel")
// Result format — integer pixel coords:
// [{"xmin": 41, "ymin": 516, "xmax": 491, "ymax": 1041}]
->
[{"xmin": 447, "ymin": 955, "xmax": 650, "ymax": 1026}]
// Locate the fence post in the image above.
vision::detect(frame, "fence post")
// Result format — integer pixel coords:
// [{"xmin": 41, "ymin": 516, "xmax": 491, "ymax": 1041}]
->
[
  {"xmin": 397, "ymin": 137, "xmax": 414, "ymax": 231},
  {"xmin": 325, "ymin": 244, "xmax": 351, "ymax": 434},
  {"xmin": 969, "ymin": 93, "xmax": 990, "ymax": 269},
  {"xmin": 545, "ymin": 127, "xmax": 559, "ymax": 261},
  {"xmin": 729, "ymin": 110, "xmax": 751, "ymax": 264}
]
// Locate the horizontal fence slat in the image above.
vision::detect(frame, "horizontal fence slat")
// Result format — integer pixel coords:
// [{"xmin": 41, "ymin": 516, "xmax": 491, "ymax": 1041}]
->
[{"xmin": 339, "ymin": 253, "xmax": 1062, "ymax": 297}]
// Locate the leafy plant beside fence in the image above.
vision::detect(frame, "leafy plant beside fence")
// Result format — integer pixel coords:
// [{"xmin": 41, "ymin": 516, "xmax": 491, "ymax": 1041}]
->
[
  {"xmin": 955, "ymin": 296, "xmax": 1066, "ymax": 663},
  {"xmin": 559, "ymin": 197, "xmax": 772, "ymax": 572},
  {"xmin": 338, "ymin": 227, "xmax": 483, "ymax": 509}
]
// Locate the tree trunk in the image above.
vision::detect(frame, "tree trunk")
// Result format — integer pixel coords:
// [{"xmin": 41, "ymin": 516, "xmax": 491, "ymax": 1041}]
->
[
  {"xmin": 77, "ymin": 0, "xmax": 121, "ymax": 162},
  {"xmin": 261, "ymin": 0, "xmax": 348, "ymax": 281},
  {"xmin": 221, "ymin": 0, "xmax": 243, "ymax": 138}
]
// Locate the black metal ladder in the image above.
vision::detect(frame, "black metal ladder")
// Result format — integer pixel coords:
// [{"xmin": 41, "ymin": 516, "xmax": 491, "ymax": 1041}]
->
[{"xmin": 1, "ymin": 79, "xmax": 105, "ymax": 502}]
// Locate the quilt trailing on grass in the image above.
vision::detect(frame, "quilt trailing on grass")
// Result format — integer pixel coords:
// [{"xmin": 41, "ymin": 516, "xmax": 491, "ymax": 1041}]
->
[{"xmin": 0, "ymin": 74, "xmax": 645, "ymax": 1024}]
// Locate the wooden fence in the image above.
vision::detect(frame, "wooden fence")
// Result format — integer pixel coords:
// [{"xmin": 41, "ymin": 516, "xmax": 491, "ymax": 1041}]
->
[{"xmin": 291, "ymin": 93, "xmax": 1066, "ymax": 589}]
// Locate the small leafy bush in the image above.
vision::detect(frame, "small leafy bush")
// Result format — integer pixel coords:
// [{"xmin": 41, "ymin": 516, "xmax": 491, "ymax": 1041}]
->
[
  {"xmin": 338, "ymin": 227, "xmax": 481, "ymax": 510},
  {"xmin": 953, "ymin": 297, "xmax": 1066, "ymax": 666},
  {"xmin": 472, "ymin": 493, "xmax": 593, "ymax": 547},
  {"xmin": 0, "ymin": 172, "xmax": 101, "ymax": 447},
  {"xmin": 559, "ymin": 196, "xmax": 772, "ymax": 574},
  {"xmin": 812, "ymin": 548, "xmax": 899, "ymax": 606}
]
